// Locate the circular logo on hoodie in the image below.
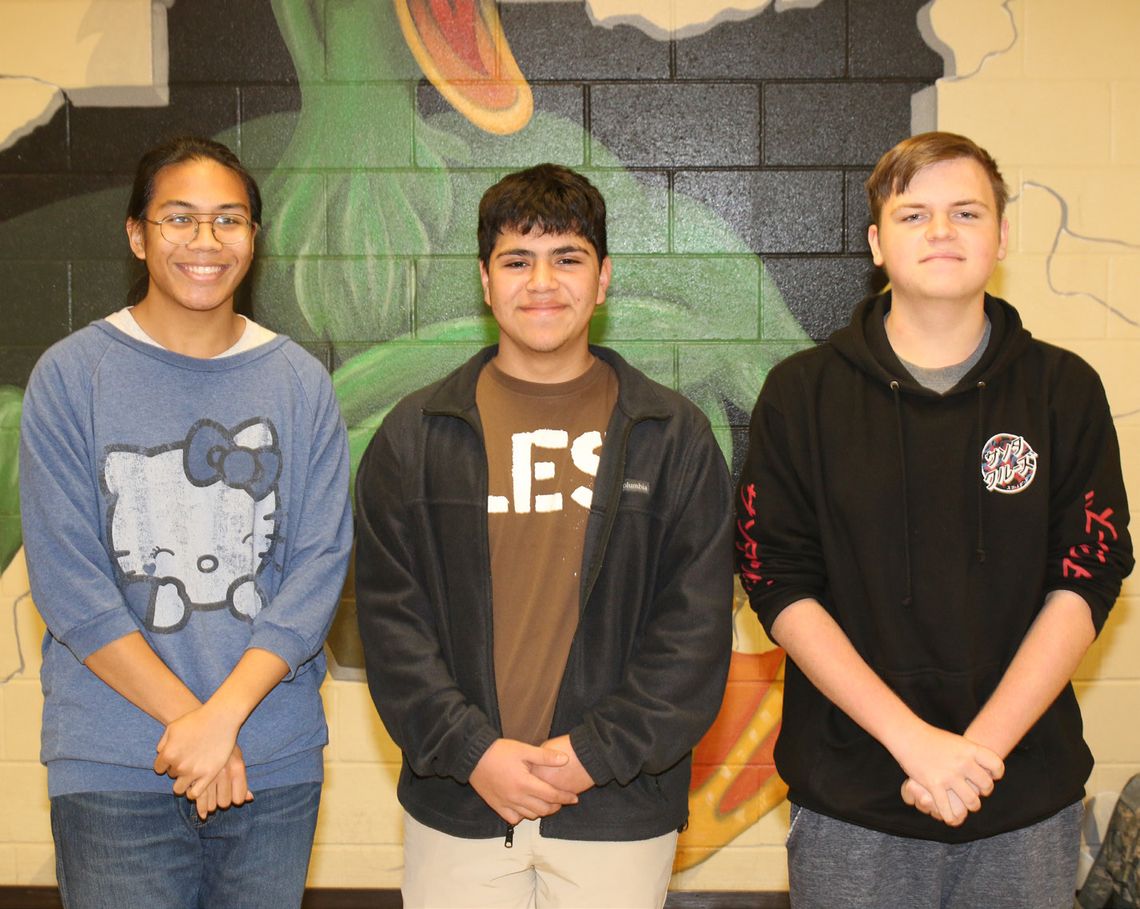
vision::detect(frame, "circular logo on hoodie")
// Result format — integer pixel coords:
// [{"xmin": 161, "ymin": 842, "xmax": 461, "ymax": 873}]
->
[{"xmin": 980, "ymin": 433, "xmax": 1038, "ymax": 494}]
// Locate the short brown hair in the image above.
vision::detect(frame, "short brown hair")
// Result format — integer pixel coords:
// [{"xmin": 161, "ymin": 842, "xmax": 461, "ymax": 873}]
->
[{"xmin": 865, "ymin": 132, "xmax": 1008, "ymax": 225}]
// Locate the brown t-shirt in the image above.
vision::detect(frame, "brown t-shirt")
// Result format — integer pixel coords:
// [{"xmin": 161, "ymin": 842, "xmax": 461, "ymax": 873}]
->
[{"xmin": 476, "ymin": 357, "xmax": 619, "ymax": 745}]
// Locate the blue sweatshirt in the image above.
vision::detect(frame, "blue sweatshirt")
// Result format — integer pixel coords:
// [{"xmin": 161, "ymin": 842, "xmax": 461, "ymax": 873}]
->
[{"xmin": 19, "ymin": 321, "xmax": 353, "ymax": 796}]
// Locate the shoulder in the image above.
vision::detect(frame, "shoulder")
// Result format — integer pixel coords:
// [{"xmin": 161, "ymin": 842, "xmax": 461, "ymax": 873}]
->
[
  {"xmin": 24, "ymin": 323, "xmax": 118, "ymax": 405},
  {"xmin": 31, "ymin": 323, "xmax": 116, "ymax": 376},
  {"xmin": 271, "ymin": 338, "xmax": 334, "ymax": 387},
  {"xmin": 1018, "ymin": 338, "xmax": 1109, "ymax": 398}
]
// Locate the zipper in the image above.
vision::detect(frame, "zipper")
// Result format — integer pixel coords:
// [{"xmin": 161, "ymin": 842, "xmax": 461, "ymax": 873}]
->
[{"xmin": 504, "ymin": 825, "xmax": 514, "ymax": 848}]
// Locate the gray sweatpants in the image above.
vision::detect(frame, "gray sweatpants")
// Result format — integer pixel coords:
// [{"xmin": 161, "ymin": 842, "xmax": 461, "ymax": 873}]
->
[{"xmin": 786, "ymin": 801, "xmax": 1083, "ymax": 909}]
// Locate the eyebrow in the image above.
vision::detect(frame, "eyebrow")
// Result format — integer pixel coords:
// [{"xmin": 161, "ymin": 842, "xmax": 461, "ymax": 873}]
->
[
  {"xmin": 494, "ymin": 244, "xmax": 591, "ymax": 259},
  {"xmin": 155, "ymin": 198, "xmax": 250, "ymax": 213},
  {"xmin": 893, "ymin": 198, "xmax": 992, "ymax": 211}
]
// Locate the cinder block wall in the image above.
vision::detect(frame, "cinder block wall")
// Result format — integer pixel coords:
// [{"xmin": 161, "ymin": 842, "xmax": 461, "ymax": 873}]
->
[{"xmin": 1, "ymin": 0, "xmax": 1138, "ymax": 892}]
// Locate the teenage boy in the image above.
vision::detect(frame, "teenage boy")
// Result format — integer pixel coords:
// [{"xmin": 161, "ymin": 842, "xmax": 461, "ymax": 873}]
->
[
  {"xmin": 355, "ymin": 163, "xmax": 733, "ymax": 908},
  {"xmin": 737, "ymin": 131, "xmax": 1133, "ymax": 908}
]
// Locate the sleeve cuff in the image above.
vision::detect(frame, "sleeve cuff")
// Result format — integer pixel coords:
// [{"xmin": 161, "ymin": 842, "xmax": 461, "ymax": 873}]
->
[
  {"xmin": 63, "ymin": 608, "xmax": 141, "ymax": 663},
  {"xmin": 247, "ymin": 624, "xmax": 316, "ymax": 679},
  {"xmin": 569, "ymin": 725, "xmax": 616, "ymax": 786}
]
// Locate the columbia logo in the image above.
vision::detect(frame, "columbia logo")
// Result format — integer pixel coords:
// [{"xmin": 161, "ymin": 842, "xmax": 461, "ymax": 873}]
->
[{"xmin": 622, "ymin": 479, "xmax": 650, "ymax": 495}]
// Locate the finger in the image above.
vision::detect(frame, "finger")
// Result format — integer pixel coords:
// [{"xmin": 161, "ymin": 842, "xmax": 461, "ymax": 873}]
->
[
  {"xmin": 216, "ymin": 779, "xmax": 233, "ymax": 811},
  {"xmin": 974, "ymin": 749, "xmax": 1005, "ymax": 780},
  {"xmin": 954, "ymin": 783, "xmax": 982, "ymax": 813},
  {"xmin": 900, "ymin": 779, "xmax": 917, "ymax": 806},
  {"xmin": 157, "ymin": 730, "xmax": 168, "ymax": 751},
  {"xmin": 153, "ymin": 755, "xmax": 170, "ymax": 776},
  {"xmin": 944, "ymin": 790, "xmax": 968, "ymax": 825},
  {"xmin": 528, "ymin": 746, "xmax": 570, "ymax": 767},
  {"xmin": 172, "ymin": 774, "xmax": 192, "ymax": 797},
  {"xmin": 932, "ymin": 786, "xmax": 957, "ymax": 824},
  {"xmin": 231, "ymin": 761, "xmax": 249, "ymax": 804},
  {"xmin": 497, "ymin": 807, "xmax": 523, "ymax": 825},
  {"xmin": 966, "ymin": 768, "xmax": 995, "ymax": 798},
  {"xmin": 528, "ymin": 780, "xmax": 578, "ymax": 806}
]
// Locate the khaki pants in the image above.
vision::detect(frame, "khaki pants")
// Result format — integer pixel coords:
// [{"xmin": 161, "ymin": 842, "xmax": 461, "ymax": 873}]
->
[{"xmin": 401, "ymin": 811, "xmax": 679, "ymax": 908}]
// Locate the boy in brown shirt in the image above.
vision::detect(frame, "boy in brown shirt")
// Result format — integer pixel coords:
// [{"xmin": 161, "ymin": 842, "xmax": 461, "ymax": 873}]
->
[{"xmin": 355, "ymin": 164, "xmax": 733, "ymax": 908}]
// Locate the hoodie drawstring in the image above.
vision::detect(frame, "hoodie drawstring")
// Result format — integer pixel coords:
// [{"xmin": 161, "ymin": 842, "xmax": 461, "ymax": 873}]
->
[
  {"xmin": 975, "ymin": 381, "xmax": 987, "ymax": 564},
  {"xmin": 889, "ymin": 381, "xmax": 913, "ymax": 607}
]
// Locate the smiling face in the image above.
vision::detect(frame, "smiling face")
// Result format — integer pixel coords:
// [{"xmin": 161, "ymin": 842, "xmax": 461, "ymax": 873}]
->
[
  {"xmin": 480, "ymin": 227, "xmax": 612, "ymax": 382},
  {"xmin": 868, "ymin": 156, "xmax": 1009, "ymax": 310},
  {"xmin": 126, "ymin": 157, "xmax": 256, "ymax": 318}
]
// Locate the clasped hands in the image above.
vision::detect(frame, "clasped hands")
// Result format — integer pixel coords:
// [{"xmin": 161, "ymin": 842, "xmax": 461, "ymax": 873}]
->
[
  {"xmin": 152, "ymin": 702, "xmax": 254, "ymax": 820},
  {"xmin": 469, "ymin": 734, "xmax": 596, "ymax": 826},
  {"xmin": 896, "ymin": 724, "xmax": 1004, "ymax": 828}
]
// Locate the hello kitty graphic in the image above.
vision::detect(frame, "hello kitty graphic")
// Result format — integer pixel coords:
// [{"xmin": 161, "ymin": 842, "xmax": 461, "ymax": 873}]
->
[{"xmin": 102, "ymin": 418, "xmax": 282, "ymax": 632}]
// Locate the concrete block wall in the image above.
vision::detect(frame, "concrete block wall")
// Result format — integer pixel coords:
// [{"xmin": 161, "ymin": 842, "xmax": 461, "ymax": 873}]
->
[{"xmin": 0, "ymin": 0, "xmax": 1138, "ymax": 893}]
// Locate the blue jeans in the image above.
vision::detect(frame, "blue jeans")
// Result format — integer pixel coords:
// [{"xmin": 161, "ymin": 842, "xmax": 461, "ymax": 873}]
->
[{"xmin": 51, "ymin": 783, "xmax": 321, "ymax": 909}]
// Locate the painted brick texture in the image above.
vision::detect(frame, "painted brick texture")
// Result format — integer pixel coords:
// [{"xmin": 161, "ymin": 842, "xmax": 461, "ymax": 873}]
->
[{"xmin": 0, "ymin": 0, "xmax": 1137, "ymax": 896}]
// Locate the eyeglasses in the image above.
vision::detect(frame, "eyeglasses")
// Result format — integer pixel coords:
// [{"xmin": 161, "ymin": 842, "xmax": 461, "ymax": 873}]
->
[{"xmin": 141, "ymin": 212, "xmax": 254, "ymax": 246}]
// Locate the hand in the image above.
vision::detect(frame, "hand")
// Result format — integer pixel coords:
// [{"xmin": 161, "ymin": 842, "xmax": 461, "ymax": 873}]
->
[
  {"xmin": 468, "ymin": 739, "xmax": 579, "ymax": 825},
  {"xmin": 900, "ymin": 777, "xmax": 971, "ymax": 824},
  {"xmin": 891, "ymin": 725, "xmax": 1003, "ymax": 826},
  {"xmin": 191, "ymin": 746, "xmax": 255, "ymax": 820},
  {"xmin": 153, "ymin": 701, "xmax": 242, "ymax": 801},
  {"xmin": 531, "ymin": 735, "xmax": 595, "ymax": 795}
]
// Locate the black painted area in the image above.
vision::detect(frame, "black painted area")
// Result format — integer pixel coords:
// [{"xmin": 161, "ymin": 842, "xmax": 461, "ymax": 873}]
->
[
  {"xmin": 0, "ymin": 347, "xmax": 44, "ymax": 388},
  {"xmin": 674, "ymin": 170, "xmax": 843, "ymax": 254},
  {"xmin": 70, "ymin": 259, "xmax": 146, "ymax": 328},
  {"xmin": 849, "ymin": 0, "xmax": 945, "ymax": 78},
  {"xmin": 590, "ymin": 83, "xmax": 760, "ymax": 167},
  {"xmin": 0, "ymin": 262, "xmax": 70, "ymax": 345},
  {"xmin": 846, "ymin": 168, "xmax": 874, "ymax": 253},
  {"xmin": 502, "ymin": 2, "xmax": 669, "ymax": 80},
  {"xmin": 764, "ymin": 256, "xmax": 887, "ymax": 340},
  {"xmin": 165, "ymin": 0, "xmax": 298, "ymax": 84},
  {"xmin": 0, "ymin": 175, "xmax": 132, "ymax": 260},
  {"xmin": 0, "ymin": 105, "xmax": 68, "ymax": 174},
  {"xmin": 676, "ymin": 0, "xmax": 845, "ymax": 79},
  {"xmin": 764, "ymin": 82, "xmax": 923, "ymax": 166},
  {"xmin": 69, "ymin": 85, "xmax": 241, "ymax": 174}
]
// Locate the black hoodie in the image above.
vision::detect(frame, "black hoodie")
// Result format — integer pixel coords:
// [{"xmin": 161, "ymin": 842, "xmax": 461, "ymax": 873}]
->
[{"xmin": 737, "ymin": 292, "xmax": 1133, "ymax": 842}]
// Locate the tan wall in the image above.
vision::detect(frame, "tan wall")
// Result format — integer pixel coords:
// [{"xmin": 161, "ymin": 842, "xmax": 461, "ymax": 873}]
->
[{"xmin": 1, "ymin": 0, "xmax": 1139, "ymax": 891}]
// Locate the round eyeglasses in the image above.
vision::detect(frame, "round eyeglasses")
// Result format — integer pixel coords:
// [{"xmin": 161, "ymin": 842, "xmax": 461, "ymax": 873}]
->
[{"xmin": 141, "ymin": 212, "xmax": 254, "ymax": 246}]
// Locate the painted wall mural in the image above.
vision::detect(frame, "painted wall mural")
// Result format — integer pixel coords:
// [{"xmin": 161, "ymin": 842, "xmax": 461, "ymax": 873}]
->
[{"xmin": 1, "ymin": 0, "xmax": 978, "ymax": 885}]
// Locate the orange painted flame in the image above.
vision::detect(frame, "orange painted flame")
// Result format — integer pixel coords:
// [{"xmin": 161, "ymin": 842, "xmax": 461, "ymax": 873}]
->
[
  {"xmin": 676, "ymin": 647, "xmax": 788, "ymax": 872},
  {"xmin": 396, "ymin": 0, "xmax": 533, "ymax": 135}
]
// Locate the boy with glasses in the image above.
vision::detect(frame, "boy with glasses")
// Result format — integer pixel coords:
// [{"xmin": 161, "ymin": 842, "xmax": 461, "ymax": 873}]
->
[{"xmin": 20, "ymin": 136, "xmax": 352, "ymax": 908}]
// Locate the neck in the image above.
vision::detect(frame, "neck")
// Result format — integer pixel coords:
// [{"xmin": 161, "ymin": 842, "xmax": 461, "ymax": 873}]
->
[
  {"xmin": 131, "ymin": 297, "xmax": 244, "ymax": 358},
  {"xmin": 492, "ymin": 345, "xmax": 595, "ymax": 384},
  {"xmin": 884, "ymin": 293, "xmax": 987, "ymax": 369}
]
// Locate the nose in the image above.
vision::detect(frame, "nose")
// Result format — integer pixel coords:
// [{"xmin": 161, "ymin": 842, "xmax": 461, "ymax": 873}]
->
[
  {"xmin": 527, "ymin": 259, "xmax": 556, "ymax": 291},
  {"xmin": 187, "ymin": 217, "xmax": 223, "ymax": 250},
  {"xmin": 925, "ymin": 212, "xmax": 955, "ymax": 240}
]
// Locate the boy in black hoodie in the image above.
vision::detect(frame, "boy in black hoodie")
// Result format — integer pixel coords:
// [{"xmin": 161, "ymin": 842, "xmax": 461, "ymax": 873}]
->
[{"xmin": 737, "ymin": 132, "xmax": 1133, "ymax": 908}]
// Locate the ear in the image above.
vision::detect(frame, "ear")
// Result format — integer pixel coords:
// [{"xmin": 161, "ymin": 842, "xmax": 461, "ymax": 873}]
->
[
  {"xmin": 479, "ymin": 260, "xmax": 492, "ymax": 308},
  {"xmin": 595, "ymin": 256, "xmax": 613, "ymax": 307},
  {"xmin": 867, "ymin": 223, "xmax": 885, "ymax": 268},
  {"xmin": 126, "ymin": 219, "xmax": 147, "ymax": 261},
  {"xmin": 996, "ymin": 217, "xmax": 1010, "ymax": 261}
]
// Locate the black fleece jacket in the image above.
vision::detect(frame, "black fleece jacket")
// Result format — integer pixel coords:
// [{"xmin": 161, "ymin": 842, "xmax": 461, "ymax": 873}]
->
[
  {"xmin": 738, "ymin": 293, "xmax": 1133, "ymax": 842},
  {"xmin": 355, "ymin": 346, "xmax": 733, "ymax": 841}
]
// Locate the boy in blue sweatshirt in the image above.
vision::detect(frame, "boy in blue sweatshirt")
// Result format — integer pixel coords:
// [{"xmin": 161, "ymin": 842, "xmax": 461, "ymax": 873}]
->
[{"xmin": 19, "ymin": 137, "xmax": 352, "ymax": 909}]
